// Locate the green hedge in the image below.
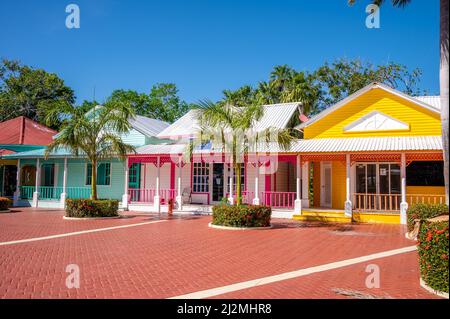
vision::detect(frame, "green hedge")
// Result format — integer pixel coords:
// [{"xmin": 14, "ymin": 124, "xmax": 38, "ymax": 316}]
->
[
  {"xmin": 65, "ymin": 199, "xmax": 119, "ymax": 218},
  {"xmin": 407, "ymin": 203, "xmax": 449, "ymax": 232},
  {"xmin": 212, "ymin": 205, "xmax": 271, "ymax": 228},
  {"xmin": 417, "ymin": 221, "xmax": 449, "ymax": 293},
  {"xmin": 0, "ymin": 197, "xmax": 12, "ymax": 211}
]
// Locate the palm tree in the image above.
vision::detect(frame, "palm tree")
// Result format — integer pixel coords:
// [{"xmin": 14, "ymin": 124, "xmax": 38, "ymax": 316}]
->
[
  {"xmin": 270, "ymin": 65, "xmax": 295, "ymax": 94},
  {"xmin": 349, "ymin": 0, "xmax": 449, "ymax": 205},
  {"xmin": 280, "ymin": 71, "xmax": 320, "ymax": 115},
  {"xmin": 191, "ymin": 100, "xmax": 296, "ymax": 206},
  {"xmin": 44, "ymin": 101, "xmax": 136, "ymax": 200}
]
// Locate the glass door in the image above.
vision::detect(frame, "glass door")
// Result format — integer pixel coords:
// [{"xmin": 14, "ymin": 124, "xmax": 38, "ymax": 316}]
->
[{"xmin": 212, "ymin": 163, "xmax": 224, "ymax": 202}]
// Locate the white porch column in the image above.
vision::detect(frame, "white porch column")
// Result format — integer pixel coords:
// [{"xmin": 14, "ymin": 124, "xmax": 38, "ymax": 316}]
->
[
  {"xmin": 154, "ymin": 156, "xmax": 161, "ymax": 212},
  {"xmin": 228, "ymin": 164, "xmax": 234, "ymax": 205},
  {"xmin": 252, "ymin": 163, "xmax": 260, "ymax": 205},
  {"xmin": 294, "ymin": 155, "xmax": 302, "ymax": 214},
  {"xmin": 13, "ymin": 159, "xmax": 21, "ymax": 206},
  {"xmin": 60, "ymin": 158, "xmax": 68, "ymax": 208},
  {"xmin": 344, "ymin": 154, "xmax": 352, "ymax": 217},
  {"xmin": 32, "ymin": 158, "xmax": 40, "ymax": 208},
  {"xmin": 122, "ymin": 158, "xmax": 129, "ymax": 210},
  {"xmin": 400, "ymin": 153, "xmax": 408, "ymax": 225},
  {"xmin": 301, "ymin": 161, "xmax": 310, "ymax": 208},
  {"xmin": 176, "ymin": 156, "xmax": 183, "ymax": 210}
]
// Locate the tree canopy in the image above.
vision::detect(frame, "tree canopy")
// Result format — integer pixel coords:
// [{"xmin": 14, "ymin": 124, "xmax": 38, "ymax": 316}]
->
[
  {"xmin": 107, "ymin": 83, "xmax": 191, "ymax": 123},
  {"xmin": 0, "ymin": 59, "xmax": 75, "ymax": 129}
]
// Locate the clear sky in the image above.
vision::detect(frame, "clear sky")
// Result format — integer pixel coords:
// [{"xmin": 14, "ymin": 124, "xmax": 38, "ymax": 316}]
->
[{"xmin": 0, "ymin": 0, "xmax": 440, "ymax": 104}]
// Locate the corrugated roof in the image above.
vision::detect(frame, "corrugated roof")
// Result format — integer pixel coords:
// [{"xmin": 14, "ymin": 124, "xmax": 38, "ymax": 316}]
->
[
  {"xmin": 135, "ymin": 143, "xmax": 187, "ymax": 155},
  {"xmin": 0, "ymin": 116, "xmax": 57, "ymax": 145},
  {"xmin": 129, "ymin": 115, "xmax": 170, "ymax": 137},
  {"xmin": 290, "ymin": 136, "xmax": 442, "ymax": 153},
  {"xmin": 157, "ymin": 103, "xmax": 300, "ymax": 139},
  {"xmin": 415, "ymin": 96, "xmax": 441, "ymax": 111}
]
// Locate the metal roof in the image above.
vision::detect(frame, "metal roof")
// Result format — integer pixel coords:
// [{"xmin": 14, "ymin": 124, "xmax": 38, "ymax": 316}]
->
[
  {"xmin": 129, "ymin": 115, "xmax": 170, "ymax": 137},
  {"xmin": 291, "ymin": 136, "xmax": 443, "ymax": 153},
  {"xmin": 134, "ymin": 143, "xmax": 187, "ymax": 155},
  {"xmin": 157, "ymin": 102, "xmax": 300, "ymax": 139},
  {"xmin": 415, "ymin": 96, "xmax": 441, "ymax": 111},
  {"xmin": 0, "ymin": 116, "xmax": 57, "ymax": 145}
]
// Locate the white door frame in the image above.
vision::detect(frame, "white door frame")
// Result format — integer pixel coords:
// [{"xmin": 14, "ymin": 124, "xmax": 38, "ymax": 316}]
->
[{"xmin": 320, "ymin": 161, "xmax": 332, "ymax": 208}]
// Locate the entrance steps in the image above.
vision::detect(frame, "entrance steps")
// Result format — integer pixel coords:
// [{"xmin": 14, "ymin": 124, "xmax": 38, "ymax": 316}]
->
[{"xmin": 293, "ymin": 208, "xmax": 351, "ymax": 223}]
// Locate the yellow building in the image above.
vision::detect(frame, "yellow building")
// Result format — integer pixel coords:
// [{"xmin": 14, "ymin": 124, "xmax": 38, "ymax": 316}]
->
[{"xmin": 293, "ymin": 82, "xmax": 445, "ymax": 224}]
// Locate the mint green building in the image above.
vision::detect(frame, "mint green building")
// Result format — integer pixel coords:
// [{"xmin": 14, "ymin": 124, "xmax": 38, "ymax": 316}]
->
[{"xmin": 4, "ymin": 116, "xmax": 169, "ymax": 209}]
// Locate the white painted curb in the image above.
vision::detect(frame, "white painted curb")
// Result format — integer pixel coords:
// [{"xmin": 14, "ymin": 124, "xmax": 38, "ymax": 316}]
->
[
  {"xmin": 419, "ymin": 278, "xmax": 449, "ymax": 299},
  {"xmin": 208, "ymin": 222, "xmax": 272, "ymax": 230},
  {"xmin": 63, "ymin": 215, "xmax": 122, "ymax": 220}
]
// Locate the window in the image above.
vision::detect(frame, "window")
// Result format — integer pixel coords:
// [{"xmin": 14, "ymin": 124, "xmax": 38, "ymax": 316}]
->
[
  {"xmin": 192, "ymin": 162, "xmax": 209, "ymax": 193},
  {"xmin": 407, "ymin": 161, "xmax": 444, "ymax": 186},
  {"xmin": 86, "ymin": 163, "xmax": 111, "ymax": 186}
]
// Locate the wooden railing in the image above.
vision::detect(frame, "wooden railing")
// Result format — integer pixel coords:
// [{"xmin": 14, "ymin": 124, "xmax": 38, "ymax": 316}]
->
[
  {"xmin": 20, "ymin": 186, "xmax": 91, "ymax": 200},
  {"xmin": 407, "ymin": 194, "xmax": 446, "ymax": 205},
  {"xmin": 20, "ymin": 186, "xmax": 35, "ymax": 199},
  {"xmin": 66, "ymin": 187, "xmax": 91, "ymax": 199},
  {"xmin": 261, "ymin": 191, "xmax": 296, "ymax": 209},
  {"xmin": 225, "ymin": 191, "xmax": 254, "ymax": 204},
  {"xmin": 353, "ymin": 193, "xmax": 446, "ymax": 212},
  {"xmin": 128, "ymin": 189, "xmax": 177, "ymax": 204},
  {"xmin": 353, "ymin": 193, "xmax": 401, "ymax": 212}
]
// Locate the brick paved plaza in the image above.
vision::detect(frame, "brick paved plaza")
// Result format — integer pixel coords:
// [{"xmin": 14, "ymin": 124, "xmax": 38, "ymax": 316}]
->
[{"xmin": 0, "ymin": 208, "xmax": 439, "ymax": 299}]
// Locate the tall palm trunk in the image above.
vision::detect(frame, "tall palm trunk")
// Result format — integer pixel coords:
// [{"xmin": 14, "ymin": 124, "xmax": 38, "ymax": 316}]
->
[
  {"xmin": 440, "ymin": 0, "xmax": 449, "ymax": 205},
  {"xmin": 235, "ymin": 163, "xmax": 242, "ymax": 206},
  {"xmin": 91, "ymin": 160, "xmax": 98, "ymax": 200}
]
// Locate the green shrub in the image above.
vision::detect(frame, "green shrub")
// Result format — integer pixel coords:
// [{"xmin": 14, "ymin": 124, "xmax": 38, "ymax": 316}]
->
[
  {"xmin": 407, "ymin": 203, "xmax": 449, "ymax": 232},
  {"xmin": 0, "ymin": 197, "xmax": 12, "ymax": 211},
  {"xmin": 417, "ymin": 221, "xmax": 449, "ymax": 293},
  {"xmin": 65, "ymin": 199, "xmax": 119, "ymax": 218},
  {"xmin": 212, "ymin": 205, "xmax": 271, "ymax": 227}
]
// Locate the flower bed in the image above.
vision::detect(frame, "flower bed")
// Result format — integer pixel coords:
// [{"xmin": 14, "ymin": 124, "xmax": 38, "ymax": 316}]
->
[
  {"xmin": 417, "ymin": 220, "xmax": 449, "ymax": 294},
  {"xmin": 65, "ymin": 199, "xmax": 119, "ymax": 218},
  {"xmin": 407, "ymin": 203, "xmax": 448, "ymax": 232},
  {"xmin": 212, "ymin": 205, "xmax": 271, "ymax": 228},
  {"xmin": 0, "ymin": 197, "xmax": 12, "ymax": 211}
]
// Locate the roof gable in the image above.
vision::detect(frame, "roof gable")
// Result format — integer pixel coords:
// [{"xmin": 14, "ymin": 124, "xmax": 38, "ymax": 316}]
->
[
  {"xmin": 297, "ymin": 83, "xmax": 441, "ymax": 130},
  {"xmin": 343, "ymin": 111, "xmax": 409, "ymax": 133},
  {"xmin": 157, "ymin": 102, "xmax": 300, "ymax": 139},
  {"xmin": 0, "ymin": 116, "xmax": 57, "ymax": 145}
]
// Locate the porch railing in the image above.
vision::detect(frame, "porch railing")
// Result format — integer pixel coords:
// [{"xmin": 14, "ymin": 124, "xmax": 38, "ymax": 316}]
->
[
  {"xmin": 128, "ymin": 189, "xmax": 177, "ymax": 204},
  {"xmin": 20, "ymin": 186, "xmax": 91, "ymax": 200},
  {"xmin": 406, "ymin": 194, "xmax": 446, "ymax": 205},
  {"xmin": 353, "ymin": 193, "xmax": 401, "ymax": 212},
  {"xmin": 39, "ymin": 186, "xmax": 64, "ymax": 200},
  {"xmin": 20, "ymin": 186, "xmax": 35, "ymax": 199},
  {"xmin": 66, "ymin": 187, "xmax": 91, "ymax": 199},
  {"xmin": 261, "ymin": 191, "xmax": 296, "ymax": 209},
  {"xmin": 225, "ymin": 191, "xmax": 254, "ymax": 204}
]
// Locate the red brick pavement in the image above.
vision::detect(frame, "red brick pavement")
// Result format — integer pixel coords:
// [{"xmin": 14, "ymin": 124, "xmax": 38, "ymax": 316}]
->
[{"xmin": 0, "ymin": 208, "xmax": 436, "ymax": 299}]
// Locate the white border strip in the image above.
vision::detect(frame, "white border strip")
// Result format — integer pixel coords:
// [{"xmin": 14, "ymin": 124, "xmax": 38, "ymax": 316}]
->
[
  {"xmin": 0, "ymin": 220, "xmax": 167, "ymax": 246},
  {"xmin": 169, "ymin": 245, "xmax": 417, "ymax": 299}
]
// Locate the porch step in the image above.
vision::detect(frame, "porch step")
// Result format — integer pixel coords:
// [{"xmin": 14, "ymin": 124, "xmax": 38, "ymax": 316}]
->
[
  {"xmin": 301, "ymin": 210, "xmax": 346, "ymax": 217},
  {"xmin": 293, "ymin": 212, "xmax": 351, "ymax": 223}
]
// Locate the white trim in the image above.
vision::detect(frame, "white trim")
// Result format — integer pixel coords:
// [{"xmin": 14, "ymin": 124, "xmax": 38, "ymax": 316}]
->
[
  {"xmin": 343, "ymin": 111, "xmax": 410, "ymax": 132},
  {"xmin": 297, "ymin": 82, "xmax": 441, "ymax": 129},
  {"xmin": 169, "ymin": 245, "xmax": 417, "ymax": 299},
  {"xmin": 84, "ymin": 161, "xmax": 112, "ymax": 187},
  {"xmin": 320, "ymin": 161, "xmax": 332, "ymax": 208}
]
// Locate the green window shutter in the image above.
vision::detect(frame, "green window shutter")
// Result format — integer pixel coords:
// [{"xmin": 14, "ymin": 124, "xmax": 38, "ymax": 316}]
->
[
  {"xmin": 86, "ymin": 164, "xmax": 92, "ymax": 185},
  {"xmin": 98, "ymin": 163, "xmax": 106, "ymax": 185}
]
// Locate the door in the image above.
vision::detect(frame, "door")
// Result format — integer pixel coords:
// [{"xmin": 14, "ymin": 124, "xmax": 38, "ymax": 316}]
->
[
  {"xmin": 3, "ymin": 165, "xmax": 17, "ymax": 197},
  {"xmin": 212, "ymin": 163, "xmax": 224, "ymax": 202},
  {"xmin": 320, "ymin": 162, "xmax": 332, "ymax": 208},
  {"xmin": 128, "ymin": 163, "xmax": 141, "ymax": 201}
]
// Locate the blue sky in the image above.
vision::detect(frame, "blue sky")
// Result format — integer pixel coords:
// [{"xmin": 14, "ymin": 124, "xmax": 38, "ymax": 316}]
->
[{"xmin": 0, "ymin": 0, "xmax": 440, "ymax": 104}]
